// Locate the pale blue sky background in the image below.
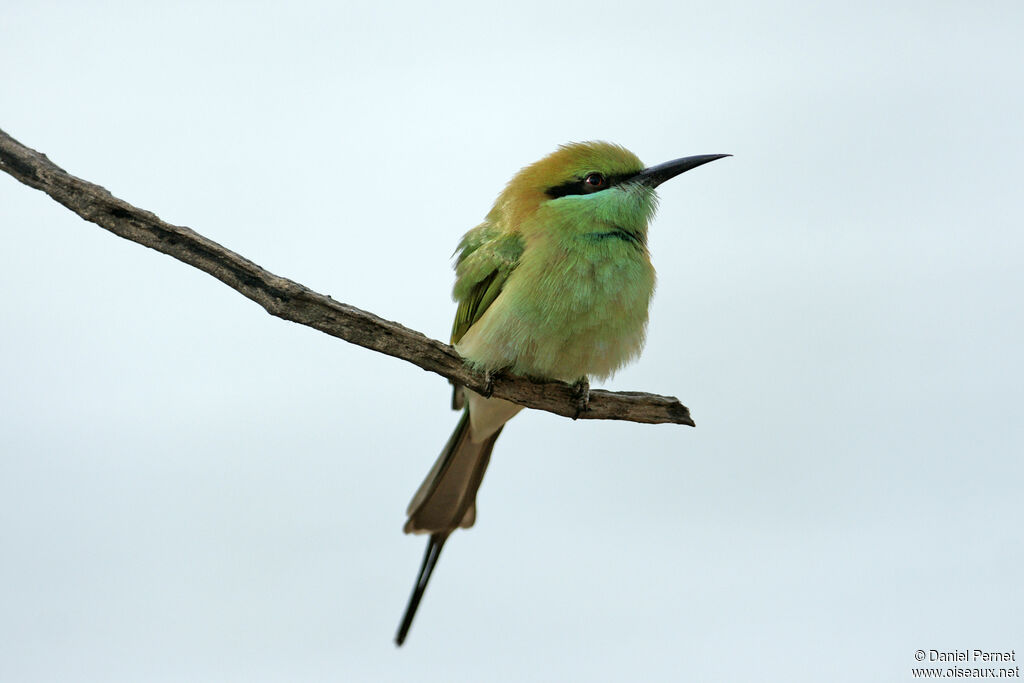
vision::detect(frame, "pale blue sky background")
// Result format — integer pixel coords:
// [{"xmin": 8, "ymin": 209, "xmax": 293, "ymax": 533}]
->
[{"xmin": 2, "ymin": 2, "xmax": 1022, "ymax": 681}]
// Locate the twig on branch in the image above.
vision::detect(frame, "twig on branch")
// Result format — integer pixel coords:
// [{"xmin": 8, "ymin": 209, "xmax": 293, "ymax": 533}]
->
[{"xmin": 0, "ymin": 128, "xmax": 695, "ymax": 426}]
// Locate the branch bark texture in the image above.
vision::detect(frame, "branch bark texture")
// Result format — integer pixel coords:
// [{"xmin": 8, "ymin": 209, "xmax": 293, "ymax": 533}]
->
[{"xmin": 0, "ymin": 128, "xmax": 694, "ymax": 426}]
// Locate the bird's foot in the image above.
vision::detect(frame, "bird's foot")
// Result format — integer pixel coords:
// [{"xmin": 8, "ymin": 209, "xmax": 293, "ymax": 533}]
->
[
  {"xmin": 479, "ymin": 368, "xmax": 512, "ymax": 399},
  {"xmin": 571, "ymin": 377, "xmax": 590, "ymax": 419},
  {"xmin": 482, "ymin": 369, "xmax": 497, "ymax": 398}
]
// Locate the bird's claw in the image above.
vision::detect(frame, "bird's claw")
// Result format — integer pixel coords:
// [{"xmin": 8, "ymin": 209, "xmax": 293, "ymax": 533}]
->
[
  {"xmin": 482, "ymin": 369, "xmax": 496, "ymax": 398},
  {"xmin": 572, "ymin": 377, "xmax": 590, "ymax": 419}
]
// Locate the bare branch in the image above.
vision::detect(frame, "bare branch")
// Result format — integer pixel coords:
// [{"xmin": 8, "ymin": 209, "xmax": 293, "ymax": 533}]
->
[{"xmin": 0, "ymin": 128, "xmax": 694, "ymax": 426}]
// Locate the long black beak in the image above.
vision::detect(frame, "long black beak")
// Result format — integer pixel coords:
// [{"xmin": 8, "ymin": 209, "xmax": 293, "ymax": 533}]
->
[{"xmin": 632, "ymin": 154, "xmax": 731, "ymax": 188}]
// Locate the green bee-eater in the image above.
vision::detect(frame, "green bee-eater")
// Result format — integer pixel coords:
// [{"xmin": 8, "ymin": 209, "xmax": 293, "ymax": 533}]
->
[{"xmin": 395, "ymin": 141, "xmax": 728, "ymax": 645}]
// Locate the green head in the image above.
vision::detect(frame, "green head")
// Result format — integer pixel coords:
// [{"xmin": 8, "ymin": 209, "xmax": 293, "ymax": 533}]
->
[{"xmin": 488, "ymin": 141, "xmax": 729, "ymax": 245}]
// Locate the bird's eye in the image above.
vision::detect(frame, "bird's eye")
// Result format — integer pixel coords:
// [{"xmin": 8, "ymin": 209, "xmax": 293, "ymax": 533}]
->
[{"xmin": 583, "ymin": 173, "xmax": 606, "ymax": 192}]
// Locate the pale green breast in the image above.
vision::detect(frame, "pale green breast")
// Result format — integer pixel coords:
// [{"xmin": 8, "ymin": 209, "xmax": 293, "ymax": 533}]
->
[{"xmin": 455, "ymin": 233, "xmax": 655, "ymax": 381}]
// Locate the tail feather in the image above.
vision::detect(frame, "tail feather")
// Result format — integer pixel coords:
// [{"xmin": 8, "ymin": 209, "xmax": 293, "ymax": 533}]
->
[
  {"xmin": 395, "ymin": 533, "xmax": 447, "ymax": 646},
  {"xmin": 404, "ymin": 410, "xmax": 503, "ymax": 534},
  {"xmin": 396, "ymin": 409, "xmax": 504, "ymax": 645}
]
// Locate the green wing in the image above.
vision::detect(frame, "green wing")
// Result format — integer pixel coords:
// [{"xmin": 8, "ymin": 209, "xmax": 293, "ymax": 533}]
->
[
  {"xmin": 449, "ymin": 226, "xmax": 524, "ymax": 345},
  {"xmin": 448, "ymin": 225, "xmax": 523, "ymax": 408},
  {"xmin": 451, "ymin": 269, "xmax": 507, "ymax": 345}
]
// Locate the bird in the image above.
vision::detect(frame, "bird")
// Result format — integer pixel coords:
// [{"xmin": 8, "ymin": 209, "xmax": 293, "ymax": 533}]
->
[{"xmin": 395, "ymin": 141, "xmax": 728, "ymax": 645}]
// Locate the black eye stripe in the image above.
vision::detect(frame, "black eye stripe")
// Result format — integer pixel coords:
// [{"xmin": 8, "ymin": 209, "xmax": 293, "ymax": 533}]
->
[{"xmin": 544, "ymin": 172, "xmax": 638, "ymax": 199}]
